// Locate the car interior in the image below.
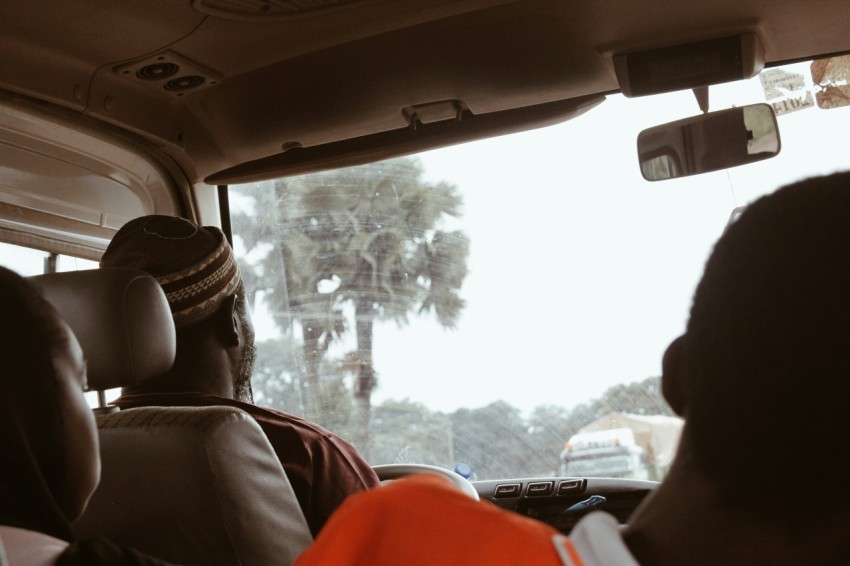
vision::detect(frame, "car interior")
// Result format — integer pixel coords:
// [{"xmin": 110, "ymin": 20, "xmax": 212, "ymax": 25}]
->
[{"xmin": 2, "ymin": 1, "xmax": 850, "ymax": 564}]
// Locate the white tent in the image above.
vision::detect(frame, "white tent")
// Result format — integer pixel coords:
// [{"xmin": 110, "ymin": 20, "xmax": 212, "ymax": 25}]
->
[{"xmin": 577, "ymin": 412, "xmax": 684, "ymax": 469}]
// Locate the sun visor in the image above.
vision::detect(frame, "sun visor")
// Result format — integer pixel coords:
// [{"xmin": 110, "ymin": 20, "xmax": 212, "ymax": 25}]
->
[{"xmin": 205, "ymin": 94, "xmax": 604, "ymax": 184}]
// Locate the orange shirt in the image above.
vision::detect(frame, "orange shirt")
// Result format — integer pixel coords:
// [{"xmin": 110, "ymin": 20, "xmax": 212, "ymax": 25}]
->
[{"xmin": 296, "ymin": 473, "xmax": 565, "ymax": 565}]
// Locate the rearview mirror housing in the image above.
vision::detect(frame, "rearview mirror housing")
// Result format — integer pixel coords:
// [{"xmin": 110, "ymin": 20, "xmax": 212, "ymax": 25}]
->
[{"xmin": 637, "ymin": 103, "xmax": 780, "ymax": 182}]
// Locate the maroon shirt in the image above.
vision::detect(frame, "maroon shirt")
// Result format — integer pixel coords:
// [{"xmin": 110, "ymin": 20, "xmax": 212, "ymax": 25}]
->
[{"xmin": 113, "ymin": 392, "xmax": 380, "ymax": 536}]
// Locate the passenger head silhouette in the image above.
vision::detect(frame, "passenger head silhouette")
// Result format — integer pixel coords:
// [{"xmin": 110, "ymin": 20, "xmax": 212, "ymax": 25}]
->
[
  {"xmin": 666, "ymin": 171, "xmax": 850, "ymax": 517},
  {"xmin": 0, "ymin": 266, "xmax": 99, "ymax": 541}
]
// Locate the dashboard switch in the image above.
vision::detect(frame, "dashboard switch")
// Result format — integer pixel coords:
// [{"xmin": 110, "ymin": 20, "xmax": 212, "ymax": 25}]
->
[
  {"xmin": 558, "ymin": 479, "xmax": 586, "ymax": 495},
  {"xmin": 526, "ymin": 481, "xmax": 554, "ymax": 496},
  {"xmin": 494, "ymin": 483, "xmax": 521, "ymax": 498}
]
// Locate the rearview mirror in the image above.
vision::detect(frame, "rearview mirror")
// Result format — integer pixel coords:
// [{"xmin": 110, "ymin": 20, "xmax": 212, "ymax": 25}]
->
[{"xmin": 637, "ymin": 103, "xmax": 780, "ymax": 181}]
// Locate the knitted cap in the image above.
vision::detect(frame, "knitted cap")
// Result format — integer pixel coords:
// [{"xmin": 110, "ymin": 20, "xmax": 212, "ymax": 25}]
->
[{"xmin": 100, "ymin": 215, "xmax": 240, "ymax": 327}]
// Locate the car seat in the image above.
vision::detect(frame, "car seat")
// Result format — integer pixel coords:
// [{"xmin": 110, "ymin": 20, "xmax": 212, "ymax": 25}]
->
[{"xmin": 30, "ymin": 268, "xmax": 312, "ymax": 565}]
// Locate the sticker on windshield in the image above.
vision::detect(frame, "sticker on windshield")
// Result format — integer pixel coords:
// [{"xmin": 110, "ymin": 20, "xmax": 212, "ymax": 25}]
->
[
  {"xmin": 759, "ymin": 68, "xmax": 814, "ymax": 115},
  {"xmin": 811, "ymin": 55, "xmax": 850, "ymax": 110}
]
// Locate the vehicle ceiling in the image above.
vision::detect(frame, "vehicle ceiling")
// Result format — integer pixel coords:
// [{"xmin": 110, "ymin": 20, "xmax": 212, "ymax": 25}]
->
[{"xmin": 1, "ymin": 0, "xmax": 848, "ymax": 185}]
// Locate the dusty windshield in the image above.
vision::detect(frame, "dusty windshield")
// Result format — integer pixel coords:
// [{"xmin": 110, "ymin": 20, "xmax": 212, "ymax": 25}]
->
[{"xmin": 231, "ymin": 56, "xmax": 850, "ymax": 481}]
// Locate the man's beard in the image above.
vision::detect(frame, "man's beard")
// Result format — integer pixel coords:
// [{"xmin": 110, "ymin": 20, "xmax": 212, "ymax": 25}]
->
[
  {"xmin": 232, "ymin": 292, "xmax": 257, "ymax": 403},
  {"xmin": 233, "ymin": 338, "xmax": 256, "ymax": 403}
]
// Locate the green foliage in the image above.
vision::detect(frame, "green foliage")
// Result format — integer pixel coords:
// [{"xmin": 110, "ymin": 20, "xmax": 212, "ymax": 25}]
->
[
  {"xmin": 370, "ymin": 399, "xmax": 453, "ymax": 467},
  {"xmin": 250, "ymin": 329, "xmax": 674, "ymax": 479},
  {"xmin": 448, "ymin": 401, "xmax": 541, "ymax": 478},
  {"xmin": 251, "ymin": 337, "xmax": 357, "ymax": 438},
  {"xmin": 590, "ymin": 377, "xmax": 674, "ymax": 417},
  {"xmin": 233, "ymin": 157, "xmax": 469, "ymax": 339},
  {"xmin": 327, "ymin": 376, "xmax": 675, "ymax": 479},
  {"xmin": 233, "ymin": 158, "xmax": 469, "ymax": 436}
]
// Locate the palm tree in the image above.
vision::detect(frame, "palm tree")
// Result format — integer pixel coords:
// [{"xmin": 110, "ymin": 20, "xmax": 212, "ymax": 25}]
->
[{"xmin": 233, "ymin": 157, "xmax": 469, "ymax": 452}]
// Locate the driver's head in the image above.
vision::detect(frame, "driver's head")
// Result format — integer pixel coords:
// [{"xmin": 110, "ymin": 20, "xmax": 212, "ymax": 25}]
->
[
  {"xmin": 100, "ymin": 215, "xmax": 255, "ymax": 401},
  {"xmin": 667, "ymin": 171, "xmax": 850, "ymax": 518}
]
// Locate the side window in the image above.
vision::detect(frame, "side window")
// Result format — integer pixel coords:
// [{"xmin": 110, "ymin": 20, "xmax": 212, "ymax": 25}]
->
[
  {"xmin": 57, "ymin": 255, "xmax": 99, "ymax": 272},
  {"xmin": 0, "ymin": 242, "xmax": 52, "ymax": 275},
  {"xmin": 0, "ymin": 242, "xmax": 98, "ymax": 275}
]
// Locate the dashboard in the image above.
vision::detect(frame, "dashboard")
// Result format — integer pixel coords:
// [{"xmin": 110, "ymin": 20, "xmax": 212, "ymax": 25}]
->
[{"xmin": 474, "ymin": 477, "xmax": 657, "ymax": 533}]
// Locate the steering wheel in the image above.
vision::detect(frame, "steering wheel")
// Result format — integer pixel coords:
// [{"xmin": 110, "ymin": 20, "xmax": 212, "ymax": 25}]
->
[{"xmin": 372, "ymin": 464, "xmax": 480, "ymax": 501}]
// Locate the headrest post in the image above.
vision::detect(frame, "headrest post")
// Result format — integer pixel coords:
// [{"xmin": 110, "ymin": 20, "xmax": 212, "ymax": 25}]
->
[{"xmin": 97, "ymin": 390, "xmax": 108, "ymax": 408}]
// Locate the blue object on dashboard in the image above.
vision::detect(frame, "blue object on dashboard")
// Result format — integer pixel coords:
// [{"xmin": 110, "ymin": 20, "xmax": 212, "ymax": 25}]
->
[
  {"xmin": 561, "ymin": 494, "xmax": 607, "ymax": 516},
  {"xmin": 453, "ymin": 463, "xmax": 473, "ymax": 479}
]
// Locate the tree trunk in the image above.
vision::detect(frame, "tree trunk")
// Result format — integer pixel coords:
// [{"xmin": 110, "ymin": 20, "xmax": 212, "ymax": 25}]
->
[{"xmin": 353, "ymin": 300, "xmax": 377, "ymax": 459}]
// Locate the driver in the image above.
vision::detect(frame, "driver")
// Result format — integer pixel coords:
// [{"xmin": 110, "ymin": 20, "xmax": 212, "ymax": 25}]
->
[
  {"xmin": 99, "ymin": 215, "xmax": 379, "ymax": 536},
  {"xmin": 294, "ymin": 171, "xmax": 850, "ymax": 565}
]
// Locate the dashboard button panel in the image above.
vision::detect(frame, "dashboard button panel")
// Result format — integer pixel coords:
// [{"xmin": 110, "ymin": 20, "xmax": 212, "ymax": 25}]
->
[{"xmin": 494, "ymin": 483, "xmax": 522, "ymax": 498}]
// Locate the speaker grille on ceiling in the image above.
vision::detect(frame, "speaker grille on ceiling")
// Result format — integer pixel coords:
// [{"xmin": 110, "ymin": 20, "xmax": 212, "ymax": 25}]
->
[
  {"xmin": 192, "ymin": 0, "xmax": 367, "ymax": 21},
  {"xmin": 164, "ymin": 76, "xmax": 206, "ymax": 92},
  {"xmin": 114, "ymin": 51, "xmax": 221, "ymax": 99},
  {"xmin": 136, "ymin": 63, "xmax": 180, "ymax": 81}
]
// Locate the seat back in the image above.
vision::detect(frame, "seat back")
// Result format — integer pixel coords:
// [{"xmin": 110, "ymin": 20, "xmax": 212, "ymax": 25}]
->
[
  {"xmin": 0, "ymin": 526, "xmax": 68, "ymax": 566},
  {"xmin": 31, "ymin": 268, "xmax": 312, "ymax": 565},
  {"xmin": 73, "ymin": 406, "xmax": 312, "ymax": 565}
]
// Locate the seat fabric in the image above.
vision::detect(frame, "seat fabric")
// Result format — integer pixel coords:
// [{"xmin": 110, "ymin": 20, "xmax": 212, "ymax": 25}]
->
[{"xmin": 73, "ymin": 406, "xmax": 312, "ymax": 565}]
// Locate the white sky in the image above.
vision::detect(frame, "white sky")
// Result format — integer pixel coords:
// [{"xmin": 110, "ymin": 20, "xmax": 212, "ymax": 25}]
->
[{"xmin": 368, "ymin": 99, "xmax": 730, "ymax": 415}]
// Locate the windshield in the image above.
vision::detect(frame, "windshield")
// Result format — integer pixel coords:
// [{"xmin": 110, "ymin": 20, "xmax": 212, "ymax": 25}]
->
[{"xmin": 231, "ymin": 56, "xmax": 850, "ymax": 481}]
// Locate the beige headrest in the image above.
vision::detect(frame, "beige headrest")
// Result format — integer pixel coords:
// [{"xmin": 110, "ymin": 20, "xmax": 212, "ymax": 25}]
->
[{"xmin": 29, "ymin": 268, "xmax": 176, "ymax": 391}]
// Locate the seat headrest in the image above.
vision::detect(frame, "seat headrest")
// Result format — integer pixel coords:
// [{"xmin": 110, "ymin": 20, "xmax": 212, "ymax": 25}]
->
[{"xmin": 29, "ymin": 268, "xmax": 176, "ymax": 391}]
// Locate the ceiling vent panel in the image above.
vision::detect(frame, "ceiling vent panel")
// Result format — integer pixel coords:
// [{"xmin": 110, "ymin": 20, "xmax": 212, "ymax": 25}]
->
[
  {"xmin": 114, "ymin": 51, "xmax": 222, "ymax": 98},
  {"xmin": 192, "ymin": 0, "xmax": 370, "ymax": 21}
]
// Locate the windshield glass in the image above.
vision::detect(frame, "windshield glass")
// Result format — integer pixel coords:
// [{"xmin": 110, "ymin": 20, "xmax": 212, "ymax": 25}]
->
[{"xmin": 231, "ymin": 56, "xmax": 850, "ymax": 481}]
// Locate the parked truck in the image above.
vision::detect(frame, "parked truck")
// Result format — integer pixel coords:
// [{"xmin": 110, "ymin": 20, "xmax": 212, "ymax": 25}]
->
[
  {"xmin": 560, "ymin": 427, "xmax": 649, "ymax": 479},
  {"xmin": 560, "ymin": 412, "xmax": 683, "ymax": 480}
]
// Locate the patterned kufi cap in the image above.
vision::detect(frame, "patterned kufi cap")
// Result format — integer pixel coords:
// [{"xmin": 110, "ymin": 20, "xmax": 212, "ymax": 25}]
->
[{"xmin": 100, "ymin": 215, "xmax": 241, "ymax": 327}]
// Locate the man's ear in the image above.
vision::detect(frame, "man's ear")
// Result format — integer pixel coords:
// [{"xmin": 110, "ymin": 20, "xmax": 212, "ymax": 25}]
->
[
  {"xmin": 217, "ymin": 293, "xmax": 240, "ymax": 347},
  {"xmin": 661, "ymin": 334, "xmax": 688, "ymax": 416}
]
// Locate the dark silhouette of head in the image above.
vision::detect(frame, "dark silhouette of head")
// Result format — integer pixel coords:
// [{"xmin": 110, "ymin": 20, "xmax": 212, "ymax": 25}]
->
[
  {"xmin": 0, "ymin": 266, "xmax": 99, "ymax": 541},
  {"xmin": 670, "ymin": 171, "xmax": 850, "ymax": 518},
  {"xmin": 100, "ymin": 215, "xmax": 256, "ymax": 402}
]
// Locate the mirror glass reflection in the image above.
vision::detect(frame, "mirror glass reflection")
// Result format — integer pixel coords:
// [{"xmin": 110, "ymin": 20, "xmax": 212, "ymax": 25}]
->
[{"xmin": 638, "ymin": 103, "xmax": 780, "ymax": 181}]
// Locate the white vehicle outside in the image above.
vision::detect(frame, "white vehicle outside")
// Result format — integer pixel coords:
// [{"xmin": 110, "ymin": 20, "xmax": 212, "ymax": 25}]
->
[
  {"xmin": 561, "ymin": 413, "xmax": 684, "ymax": 480},
  {"xmin": 561, "ymin": 428, "xmax": 648, "ymax": 480}
]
